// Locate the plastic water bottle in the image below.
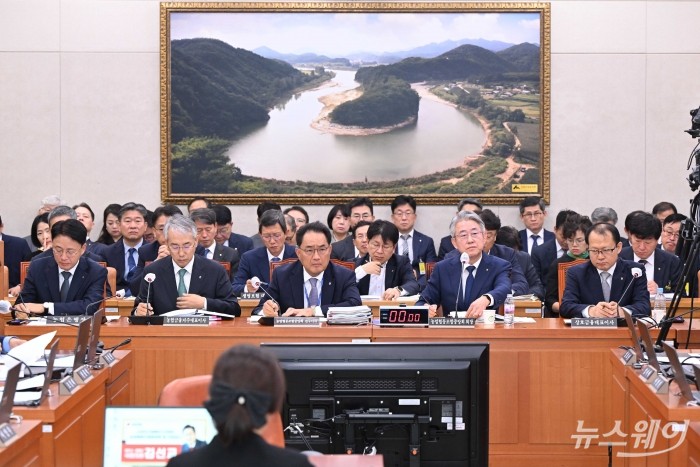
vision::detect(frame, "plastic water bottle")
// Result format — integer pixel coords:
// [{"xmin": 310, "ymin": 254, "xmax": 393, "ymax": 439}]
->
[
  {"xmin": 504, "ymin": 294, "xmax": 515, "ymax": 326},
  {"xmin": 653, "ymin": 288, "xmax": 666, "ymax": 323}
]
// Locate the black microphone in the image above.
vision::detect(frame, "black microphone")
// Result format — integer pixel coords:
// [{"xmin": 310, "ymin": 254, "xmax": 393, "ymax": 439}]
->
[
  {"xmin": 85, "ymin": 289, "xmax": 125, "ymax": 315},
  {"xmin": 104, "ymin": 337, "xmax": 132, "ymax": 352},
  {"xmin": 616, "ymin": 267, "xmax": 643, "ymax": 317}
]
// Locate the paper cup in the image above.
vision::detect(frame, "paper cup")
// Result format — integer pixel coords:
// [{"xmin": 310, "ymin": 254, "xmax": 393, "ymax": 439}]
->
[{"xmin": 482, "ymin": 309, "xmax": 496, "ymax": 326}]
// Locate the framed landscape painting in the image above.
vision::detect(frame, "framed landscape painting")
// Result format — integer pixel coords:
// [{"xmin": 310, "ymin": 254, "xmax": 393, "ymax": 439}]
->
[{"xmin": 160, "ymin": 2, "xmax": 550, "ymax": 205}]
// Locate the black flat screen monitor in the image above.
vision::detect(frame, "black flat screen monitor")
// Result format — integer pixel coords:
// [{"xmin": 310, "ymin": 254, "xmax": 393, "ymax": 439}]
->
[{"xmin": 263, "ymin": 342, "xmax": 489, "ymax": 467}]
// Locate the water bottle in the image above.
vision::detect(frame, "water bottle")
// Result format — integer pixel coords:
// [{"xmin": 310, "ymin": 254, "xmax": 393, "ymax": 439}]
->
[
  {"xmin": 653, "ymin": 288, "xmax": 666, "ymax": 323},
  {"xmin": 504, "ymin": 294, "xmax": 515, "ymax": 326}
]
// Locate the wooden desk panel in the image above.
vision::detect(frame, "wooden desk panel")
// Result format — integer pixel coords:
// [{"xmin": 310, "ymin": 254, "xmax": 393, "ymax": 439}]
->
[{"xmin": 0, "ymin": 419, "xmax": 42, "ymax": 467}]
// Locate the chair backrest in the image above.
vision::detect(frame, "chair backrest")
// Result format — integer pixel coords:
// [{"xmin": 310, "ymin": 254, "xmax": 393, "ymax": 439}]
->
[
  {"xmin": 106, "ymin": 267, "xmax": 117, "ymax": 297},
  {"xmin": 269, "ymin": 258, "xmax": 298, "ymax": 279},
  {"xmin": 20, "ymin": 261, "xmax": 30, "ymax": 287},
  {"xmin": 0, "ymin": 265, "xmax": 7, "ymax": 299},
  {"xmin": 330, "ymin": 259, "xmax": 355, "ymax": 271},
  {"xmin": 158, "ymin": 375, "xmax": 285, "ymax": 448},
  {"xmin": 425, "ymin": 262, "xmax": 436, "ymax": 281},
  {"xmin": 557, "ymin": 259, "xmax": 588, "ymax": 303},
  {"xmin": 217, "ymin": 261, "xmax": 232, "ymax": 278}
]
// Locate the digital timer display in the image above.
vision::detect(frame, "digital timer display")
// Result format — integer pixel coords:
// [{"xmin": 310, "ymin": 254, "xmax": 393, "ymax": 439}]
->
[{"xmin": 378, "ymin": 306, "xmax": 430, "ymax": 326}]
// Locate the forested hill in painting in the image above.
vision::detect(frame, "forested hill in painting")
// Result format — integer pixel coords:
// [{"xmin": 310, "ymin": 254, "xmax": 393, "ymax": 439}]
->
[
  {"xmin": 170, "ymin": 38, "xmax": 329, "ymax": 143},
  {"xmin": 354, "ymin": 42, "xmax": 540, "ymax": 83}
]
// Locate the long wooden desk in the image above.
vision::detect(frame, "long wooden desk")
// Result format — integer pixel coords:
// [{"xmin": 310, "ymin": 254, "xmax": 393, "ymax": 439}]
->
[
  {"xmin": 609, "ymin": 348, "xmax": 700, "ymax": 465},
  {"xmin": 0, "ymin": 419, "xmax": 42, "ymax": 466}
]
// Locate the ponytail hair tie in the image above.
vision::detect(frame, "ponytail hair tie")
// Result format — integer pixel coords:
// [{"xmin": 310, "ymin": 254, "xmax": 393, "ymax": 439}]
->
[{"xmin": 205, "ymin": 381, "xmax": 272, "ymax": 429}]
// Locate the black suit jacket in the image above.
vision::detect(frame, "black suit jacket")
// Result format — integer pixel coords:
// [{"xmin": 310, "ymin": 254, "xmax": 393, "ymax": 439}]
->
[
  {"xmin": 331, "ymin": 235, "xmax": 356, "ymax": 261},
  {"xmin": 21, "ymin": 256, "xmax": 107, "ymax": 316},
  {"xmin": 211, "ymin": 244, "xmax": 240, "ymax": 278},
  {"xmin": 227, "ymin": 232, "xmax": 254, "ymax": 256},
  {"xmin": 518, "ymin": 228, "xmax": 554, "ymax": 254},
  {"xmin": 257, "ymin": 260, "xmax": 361, "ymax": 316},
  {"xmin": 133, "ymin": 255, "xmax": 240, "ymax": 316},
  {"xmin": 354, "ymin": 253, "xmax": 420, "ymax": 296},
  {"xmin": 437, "ymin": 235, "xmax": 454, "ymax": 261},
  {"xmin": 560, "ymin": 258, "xmax": 650, "ymax": 318},
  {"xmin": 103, "ymin": 238, "xmax": 143, "ymax": 296},
  {"xmin": 232, "ymin": 245, "xmax": 297, "ymax": 295},
  {"xmin": 619, "ymin": 247, "xmax": 683, "ymax": 293},
  {"xmin": 129, "ymin": 243, "xmax": 209, "ymax": 294},
  {"xmin": 397, "ymin": 230, "xmax": 437, "ymax": 290},
  {"xmin": 166, "ymin": 434, "xmax": 313, "ymax": 467},
  {"xmin": 516, "ymin": 250, "xmax": 545, "ymax": 299},
  {"xmin": 531, "ymin": 238, "xmax": 560, "ymax": 286},
  {"xmin": 446, "ymin": 243, "xmax": 529, "ymax": 296},
  {"xmin": 1, "ymin": 233, "xmax": 32, "ymax": 287}
]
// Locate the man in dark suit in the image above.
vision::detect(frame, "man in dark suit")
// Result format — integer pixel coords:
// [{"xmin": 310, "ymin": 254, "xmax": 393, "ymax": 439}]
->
[
  {"xmin": 14, "ymin": 219, "xmax": 107, "ymax": 317},
  {"xmin": 354, "ymin": 220, "xmax": 419, "ymax": 299},
  {"xmin": 621, "ymin": 210, "xmax": 682, "ymax": 294},
  {"xmin": 560, "ymin": 223, "xmax": 650, "ymax": 318},
  {"xmin": 332, "ymin": 198, "xmax": 375, "ymax": 261},
  {"xmin": 660, "ymin": 213, "xmax": 686, "ymax": 256},
  {"xmin": 190, "ymin": 208, "xmax": 240, "ymax": 277},
  {"xmin": 73, "ymin": 202, "xmax": 107, "ymax": 258},
  {"xmin": 531, "ymin": 209, "xmax": 577, "ymax": 285},
  {"xmin": 260, "ymin": 222, "xmax": 361, "ymax": 316},
  {"xmin": 0, "ymin": 215, "xmax": 32, "ymax": 289},
  {"xmin": 390, "ymin": 195, "xmax": 436, "ymax": 290},
  {"xmin": 495, "ymin": 226, "xmax": 545, "ymax": 300},
  {"xmin": 233, "ymin": 210, "xmax": 297, "ymax": 296},
  {"xmin": 437, "ymin": 198, "xmax": 483, "ymax": 260},
  {"xmin": 518, "ymin": 196, "xmax": 554, "ymax": 255},
  {"xmin": 418, "ymin": 211, "xmax": 512, "ymax": 318},
  {"xmin": 250, "ymin": 201, "xmax": 282, "ymax": 249},
  {"xmin": 133, "ymin": 215, "xmax": 240, "ymax": 317},
  {"xmin": 211, "ymin": 204, "xmax": 254, "ymax": 256},
  {"xmin": 102, "ymin": 203, "xmax": 148, "ymax": 297}
]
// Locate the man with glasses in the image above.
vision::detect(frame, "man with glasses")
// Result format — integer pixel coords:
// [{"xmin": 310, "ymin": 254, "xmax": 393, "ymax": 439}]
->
[
  {"xmin": 518, "ymin": 197, "xmax": 554, "ymax": 255},
  {"xmin": 232, "ymin": 210, "xmax": 297, "ymax": 295},
  {"xmin": 418, "ymin": 211, "xmax": 512, "ymax": 318},
  {"xmin": 211, "ymin": 204, "xmax": 254, "ymax": 256},
  {"xmin": 259, "ymin": 222, "xmax": 361, "ymax": 316},
  {"xmin": 660, "ymin": 213, "xmax": 686, "ymax": 256},
  {"xmin": 191, "ymin": 208, "xmax": 239, "ymax": 277},
  {"xmin": 437, "ymin": 198, "xmax": 483, "ymax": 260},
  {"xmin": 332, "ymin": 197, "xmax": 375, "ymax": 261},
  {"xmin": 354, "ymin": 220, "xmax": 419, "ymax": 300},
  {"xmin": 560, "ymin": 223, "xmax": 650, "ymax": 318},
  {"xmin": 132, "ymin": 215, "xmax": 239, "ymax": 317},
  {"xmin": 15, "ymin": 219, "xmax": 107, "ymax": 316},
  {"xmin": 390, "ymin": 195, "xmax": 436, "ymax": 290}
]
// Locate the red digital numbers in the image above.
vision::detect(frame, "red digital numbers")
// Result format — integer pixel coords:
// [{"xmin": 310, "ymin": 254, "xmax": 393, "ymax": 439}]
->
[{"xmin": 386, "ymin": 310, "xmax": 423, "ymax": 323}]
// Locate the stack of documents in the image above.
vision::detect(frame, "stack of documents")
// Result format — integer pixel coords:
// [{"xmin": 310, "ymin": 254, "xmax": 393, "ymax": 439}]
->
[{"xmin": 326, "ymin": 306, "xmax": 372, "ymax": 325}]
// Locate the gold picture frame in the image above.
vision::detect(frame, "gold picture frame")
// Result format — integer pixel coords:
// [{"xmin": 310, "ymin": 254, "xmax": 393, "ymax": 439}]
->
[{"xmin": 160, "ymin": 2, "xmax": 550, "ymax": 205}]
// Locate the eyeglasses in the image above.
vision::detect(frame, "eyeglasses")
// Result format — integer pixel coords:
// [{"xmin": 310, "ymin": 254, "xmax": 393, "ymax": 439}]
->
[
  {"xmin": 169, "ymin": 243, "xmax": 194, "ymax": 252},
  {"xmin": 369, "ymin": 241, "xmax": 395, "ymax": 251},
  {"xmin": 453, "ymin": 230, "xmax": 483, "ymax": 241},
  {"xmin": 522, "ymin": 211, "xmax": 544, "ymax": 218},
  {"xmin": 663, "ymin": 229, "xmax": 680, "ymax": 239},
  {"xmin": 351, "ymin": 213, "xmax": 373, "ymax": 220},
  {"xmin": 299, "ymin": 246, "xmax": 330, "ymax": 256},
  {"xmin": 588, "ymin": 247, "xmax": 616, "ymax": 256},
  {"xmin": 261, "ymin": 233, "xmax": 284, "ymax": 241},
  {"xmin": 567, "ymin": 238, "xmax": 586, "ymax": 245},
  {"xmin": 53, "ymin": 247, "xmax": 81, "ymax": 258},
  {"xmin": 392, "ymin": 210, "xmax": 415, "ymax": 218}
]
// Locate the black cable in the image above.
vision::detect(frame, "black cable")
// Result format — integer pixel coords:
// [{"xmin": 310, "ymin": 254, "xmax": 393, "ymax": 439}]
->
[{"xmin": 5, "ymin": 353, "xmax": 35, "ymax": 378}]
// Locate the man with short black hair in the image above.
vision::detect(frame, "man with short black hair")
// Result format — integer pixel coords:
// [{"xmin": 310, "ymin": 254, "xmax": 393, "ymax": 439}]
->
[
  {"xmin": 102, "ymin": 202, "xmax": 148, "ymax": 296},
  {"xmin": 531, "ymin": 209, "xmax": 577, "ymax": 285},
  {"xmin": 661, "ymin": 213, "xmax": 686, "ymax": 255},
  {"xmin": 652, "ymin": 201, "xmax": 677, "ymax": 222},
  {"xmin": 233, "ymin": 210, "xmax": 297, "ymax": 295},
  {"xmin": 390, "ymin": 195, "xmax": 436, "ymax": 290},
  {"xmin": 187, "ymin": 197, "xmax": 211, "ymax": 213},
  {"xmin": 331, "ymin": 197, "xmax": 375, "ymax": 261},
  {"xmin": 518, "ymin": 196, "xmax": 554, "ymax": 255},
  {"xmin": 190, "ymin": 208, "xmax": 240, "ymax": 277},
  {"xmin": 259, "ymin": 222, "xmax": 361, "ymax": 316},
  {"xmin": 284, "ymin": 206, "xmax": 309, "ymax": 228},
  {"xmin": 73, "ymin": 202, "xmax": 106, "ymax": 257},
  {"xmin": 621, "ymin": 210, "xmax": 682, "ymax": 294},
  {"xmin": 560, "ymin": 223, "xmax": 650, "ymax": 318},
  {"xmin": 250, "ymin": 201, "xmax": 282, "ymax": 249},
  {"xmin": 211, "ymin": 204, "xmax": 254, "ymax": 256},
  {"xmin": 14, "ymin": 219, "xmax": 107, "ymax": 317}
]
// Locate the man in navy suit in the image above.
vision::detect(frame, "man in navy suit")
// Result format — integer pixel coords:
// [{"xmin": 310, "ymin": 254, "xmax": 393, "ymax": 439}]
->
[
  {"xmin": 621, "ymin": 211, "xmax": 682, "ymax": 294},
  {"xmin": 390, "ymin": 195, "xmax": 436, "ymax": 290},
  {"xmin": 418, "ymin": 211, "xmax": 512, "ymax": 318},
  {"xmin": 102, "ymin": 203, "xmax": 148, "ymax": 297},
  {"xmin": 531, "ymin": 209, "xmax": 577, "ymax": 285},
  {"xmin": 232, "ymin": 210, "xmax": 297, "ymax": 296},
  {"xmin": 211, "ymin": 204, "xmax": 254, "ymax": 257},
  {"xmin": 437, "ymin": 198, "xmax": 483, "ymax": 260},
  {"xmin": 191, "ymin": 208, "xmax": 239, "ymax": 277},
  {"xmin": 560, "ymin": 223, "xmax": 650, "ymax": 318},
  {"xmin": 518, "ymin": 197, "xmax": 554, "ymax": 255},
  {"xmin": 0, "ymin": 215, "xmax": 32, "ymax": 289},
  {"xmin": 355, "ymin": 220, "xmax": 419, "ymax": 299},
  {"xmin": 332, "ymin": 197, "xmax": 375, "ymax": 261},
  {"xmin": 260, "ymin": 222, "xmax": 361, "ymax": 316},
  {"xmin": 133, "ymin": 215, "xmax": 240, "ymax": 317},
  {"xmin": 15, "ymin": 219, "xmax": 107, "ymax": 317}
]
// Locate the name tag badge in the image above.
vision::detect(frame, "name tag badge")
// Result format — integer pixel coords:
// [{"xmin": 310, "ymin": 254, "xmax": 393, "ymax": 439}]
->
[{"xmin": 419, "ymin": 261, "xmax": 426, "ymax": 276}]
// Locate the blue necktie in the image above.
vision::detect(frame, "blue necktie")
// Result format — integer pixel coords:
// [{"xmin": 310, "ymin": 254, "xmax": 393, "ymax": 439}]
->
[
  {"xmin": 462, "ymin": 265, "xmax": 476, "ymax": 310},
  {"xmin": 308, "ymin": 278, "xmax": 319, "ymax": 307},
  {"xmin": 126, "ymin": 248, "xmax": 136, "ymax": 280}
]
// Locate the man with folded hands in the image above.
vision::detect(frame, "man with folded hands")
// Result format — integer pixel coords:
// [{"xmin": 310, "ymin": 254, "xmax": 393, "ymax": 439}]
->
[{"xmin": 258, "ymin": 222, "xmax": 361, "ymax": 317}]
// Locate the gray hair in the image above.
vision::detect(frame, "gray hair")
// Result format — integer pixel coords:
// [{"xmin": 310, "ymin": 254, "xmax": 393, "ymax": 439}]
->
[
  {"xmin": 284, "ymin": 214, "xmax": 297, "ymax": 233},
  {"xmin": 591, "ymin": 207, "xmax": 618, "ymax": 224},
  {"xmin": 164, "ymin": 214, "xmax": 197, "ymax": 240},
  {"xmin": 41, "ymin": 195, "xmax": 63, "ymax": 207},
  {"xmin": 48, "ymin": 205, "xmax": 77, "ymax": 223},
  {"xmin": 449, "ymin": 211, "xmax": 485, "ymax": 237}
]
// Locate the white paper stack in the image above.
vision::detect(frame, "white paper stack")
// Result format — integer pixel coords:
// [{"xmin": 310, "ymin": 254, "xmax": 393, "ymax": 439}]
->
[{"xmin": 326, "ymin": 306, "xmax": 372, "ymax": 325}]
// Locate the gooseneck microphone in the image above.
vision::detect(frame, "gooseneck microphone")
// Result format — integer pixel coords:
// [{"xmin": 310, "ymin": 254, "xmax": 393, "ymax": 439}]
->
[
  {"xmin": 251, "ymin": 276, "xmax": 280, "ymax": 314},
  {"xmin": 144, "ymin": 273, "xmax": 156, "ymax": 316},
  {"xmin": 616, "ymin": 267, "xmax": 642, "ymax": 317},
  {"xmin": 455, "ymin": 252, "xmax": 469, "ymax": 312},
  {"xmin": 84, "ymin": 289, "xmax": 125, "ymax": 315}
]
